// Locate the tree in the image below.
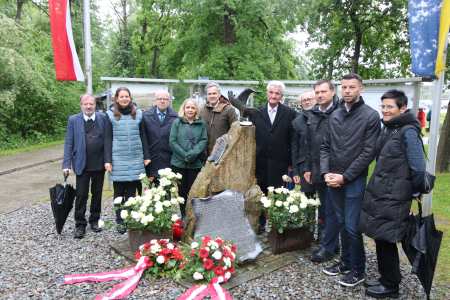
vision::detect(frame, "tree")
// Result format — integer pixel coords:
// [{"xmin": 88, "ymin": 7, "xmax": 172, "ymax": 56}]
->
[
  {"xmin": 157, "ymin": 0, "xmax": 303, "ymax": 83},
  {"xmin": 0, "ymin": 12, "xmax": 83, "ymax": 149},
  {"xmin": 298, "ymin": 0, "xmax": 411, "ymax": 79}
]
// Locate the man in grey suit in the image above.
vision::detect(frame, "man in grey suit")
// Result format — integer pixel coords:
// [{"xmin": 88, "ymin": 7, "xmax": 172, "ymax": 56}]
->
[{"xmin": 62, "ymin": 93, "xmax": 106, "ymax": 238}]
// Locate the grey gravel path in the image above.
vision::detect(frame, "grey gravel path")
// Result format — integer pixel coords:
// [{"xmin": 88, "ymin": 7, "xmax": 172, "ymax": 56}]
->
[{"xmin": 0, "ymin": 203, "xmax": 448, "ymax": 299}]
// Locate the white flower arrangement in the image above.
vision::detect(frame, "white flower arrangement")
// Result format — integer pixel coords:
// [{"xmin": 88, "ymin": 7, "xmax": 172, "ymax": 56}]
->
[{"xmin": 260, "ymin": 175, "xmax": 319, "ymax": 233}]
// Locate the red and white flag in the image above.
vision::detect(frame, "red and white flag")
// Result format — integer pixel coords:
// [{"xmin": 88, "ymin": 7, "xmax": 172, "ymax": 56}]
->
[{"xmin": 49, "ymin": 0, "xmax": 85, "ymax": 81}]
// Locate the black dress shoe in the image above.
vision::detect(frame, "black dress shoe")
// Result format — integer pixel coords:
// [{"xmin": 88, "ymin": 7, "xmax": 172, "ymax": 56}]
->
[
  {"xmin": 364, "ymin": 279, "xmax": 381, "ymax": 288},
  {"xmin": 316, "ymin": 231, "xmax": 325, "ymax": 244},
  {"xmin": 365, "ymin": 284, "xmax": 399, "ymax": 298},
  {"xmin": 309, "ymin": 247, "xmax": 334, "ymax": 262},
  {"xmin": 74, "ymin": 225, "xmax": 86, "ymax": 238},
  {"xmin": 117, "ymin": 225, "xmax": 127, "ymax": 234},
  {"xmin": 90, "ymin": 221, "xmax": 102, "ymax": 232}
]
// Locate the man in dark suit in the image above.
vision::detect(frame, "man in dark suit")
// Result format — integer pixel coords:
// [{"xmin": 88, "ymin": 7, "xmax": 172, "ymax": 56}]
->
[
  {"xmin": 249, "ymin": 80, "xmax": 297, "ymax": 233},
  {"xmin": 142, "ymin": 90, "xmax": 179, "ymax": 182},
  {"xmin": 63, "ymin": 93, "xmax": 106, "ymax": 238}
]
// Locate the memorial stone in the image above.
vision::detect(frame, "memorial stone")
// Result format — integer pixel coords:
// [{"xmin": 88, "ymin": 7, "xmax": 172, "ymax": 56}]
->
[{"xmin": 192, "ymin": 190, "xmax": 262, "ymax": 261}]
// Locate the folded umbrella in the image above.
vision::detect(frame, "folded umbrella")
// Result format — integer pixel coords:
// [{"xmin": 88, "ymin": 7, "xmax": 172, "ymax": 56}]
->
[
  {"xmin": 401, "ymin": 202, "xmax": 443, "ymax": 300},
  {"xmin": 50, "ymin": 173, "xmax": 76, "ymax": 234}
]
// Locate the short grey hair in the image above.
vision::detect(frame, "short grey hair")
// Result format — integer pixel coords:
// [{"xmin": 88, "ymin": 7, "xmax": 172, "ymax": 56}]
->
[
  {"xmin": 155, "ymin": 90, "xmax": 170, "ymax": 99},
  {"xmin": 205, "ymin": 83, "xmax": 221, "ymax": 93},
  {"xmin": 79, "ymin": 93, "xmax": 94, "ymax": 105},
  {"xmin": 301, "ymin": 89, "xmax": 315, "ymax": 99},
  {"xmin": 267, "ymin": 80, "xmax": 285, "ymax": 95}
]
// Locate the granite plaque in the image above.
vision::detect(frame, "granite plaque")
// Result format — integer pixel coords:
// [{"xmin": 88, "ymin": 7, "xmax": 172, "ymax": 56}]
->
[
  {"xmin": 207, "ymin": 138, "xmax": 228, "ymax": 165},
  {"xmin": 191, "ymin": 189, "xmax": 262, "ymax": 261}
]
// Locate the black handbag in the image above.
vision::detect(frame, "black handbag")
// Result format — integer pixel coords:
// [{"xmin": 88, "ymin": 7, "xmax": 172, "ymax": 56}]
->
[{"xmin": 183, "ymin": 123, "xmax": 207, "ymax": 163}]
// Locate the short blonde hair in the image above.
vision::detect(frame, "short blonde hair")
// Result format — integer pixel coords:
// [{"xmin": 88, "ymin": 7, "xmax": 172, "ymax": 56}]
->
[{"xmin": 178, "ymin": 98, "xmax": 201, "ymax": 120}]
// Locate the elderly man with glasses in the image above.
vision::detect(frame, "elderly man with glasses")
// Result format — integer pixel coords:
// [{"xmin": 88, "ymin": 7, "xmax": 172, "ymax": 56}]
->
[{"xmin": 142, "ymin": 90, "xmax": 179, "ymax": 183}]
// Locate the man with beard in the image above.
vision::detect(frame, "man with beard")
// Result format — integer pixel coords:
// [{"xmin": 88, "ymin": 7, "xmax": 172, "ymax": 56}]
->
[{"xmin": 321, "ymin": 73, "xmax": 380, "ymax": 287}]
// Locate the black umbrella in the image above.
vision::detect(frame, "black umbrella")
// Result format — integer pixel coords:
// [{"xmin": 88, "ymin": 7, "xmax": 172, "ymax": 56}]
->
[
  {"xmin": 50, "ymin": 173, "xmax": 76, "ymax": 234},
  {"xmin": 401, "ymin": 202, "xmax": 443, "ymax": 300}
]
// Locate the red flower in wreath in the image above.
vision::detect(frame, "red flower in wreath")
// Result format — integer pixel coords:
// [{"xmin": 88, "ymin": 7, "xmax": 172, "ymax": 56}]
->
[
  {"xmin": 215, "ymin": 238, "xmax": 223, "ymax": 246},
  {"xmin": 190, "ymin": 250, "xmax": 197, "ymax": 256},
  {"xmin": 265, "ymin": 216, "xmax": 269, "ymax": 219},
  {"xmin": 228, "ymin": 266, "xmax": 234, "ymax": 273},
  {"xmin": 203, "ymin": 259, "xmax": 213, "ymax": 270},
  {"xmin": 231, "ymin": 245, "xmax": 236, "ymax": 253},
  {"xmin": 146, "ymin": 260, "xmax": 154, "ymax": 267},
  {"xmin": 214, "ymin": 265, "xmax": 224, "ymax": 276},
  {"xmin": 180, "ymin": 262, "xmax": 186, "ymax": 269},
  {"xmin": 222, "ymin": 248, "xmax": 230, "ymax": 257},
  {"xmin": 202, "ymin": 236, "xmax": 212, "ymax": 247},
  {"xmin": 171, "ymin": 249, "xmax": 183, "ymax": 260},
  {"xmin": 158, "ymin": 239, "xmax": 168, "ymax": 244},
  {"xmin": 199, "ymin": 249, "xmax": 209, "ymax": 258},
  {"xmin": 318, "ymin": 219, "xmax": 324, "ymax": 225},
  {"xmin": 162, "ymin": 248, "xmax": 172, "ymax": 255}
]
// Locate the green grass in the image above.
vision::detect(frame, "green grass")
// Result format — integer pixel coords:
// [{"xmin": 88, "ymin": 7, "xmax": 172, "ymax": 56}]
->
[
  {"xmin": 0, "ymin": 140, "xmax": 65, "ymax": 157},
  {"xmin": 422, "ymin": 112, "xmax": 446, "ymax": 138}
]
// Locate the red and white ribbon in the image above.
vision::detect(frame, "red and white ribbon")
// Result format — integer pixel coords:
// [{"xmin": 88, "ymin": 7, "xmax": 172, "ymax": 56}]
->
[
  {"xmin": 60, "ymin": 256, "xmax": 150, "ymax": 300},
  {"xmin": 178, "ymin": 276, "xmax": 233, "ymax": 300}
]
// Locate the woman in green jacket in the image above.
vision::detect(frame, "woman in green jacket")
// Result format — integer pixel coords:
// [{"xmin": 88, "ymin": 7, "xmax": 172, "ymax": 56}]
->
[{"xmin": 169, "ymin": 98, "xmax": 207, "ymax": 225}]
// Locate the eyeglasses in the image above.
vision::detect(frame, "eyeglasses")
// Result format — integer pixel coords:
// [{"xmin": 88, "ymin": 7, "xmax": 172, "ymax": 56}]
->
[
  {"xmin": 379, "ymin": 105, "xmax": 396, "ymax": 111},
  {"xmin": 156, "ymin": 98, "xmax": 169, "ymax": 101},
  {"xmin": 301, "ymin": 98, "xmax": 315, "ymax": 103}
]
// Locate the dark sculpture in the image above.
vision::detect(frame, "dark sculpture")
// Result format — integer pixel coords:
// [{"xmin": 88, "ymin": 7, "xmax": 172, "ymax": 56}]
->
[{"xmin": 228, "ymin": 88, "xmax": 262, "ymax": 119}]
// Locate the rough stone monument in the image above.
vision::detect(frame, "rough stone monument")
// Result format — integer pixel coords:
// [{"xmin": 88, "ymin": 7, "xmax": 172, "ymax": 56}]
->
[
  {"xmin": 191, "ymin": 190, "xmax": 262, "ymax": 261},
  {"xmin": 181, "ymin": 122, "xmax": 263, "ymax": 243}
]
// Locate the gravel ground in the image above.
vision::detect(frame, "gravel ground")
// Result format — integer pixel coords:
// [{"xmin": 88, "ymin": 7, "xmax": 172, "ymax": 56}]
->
[{"xmin": 0, "ymin": 203, "xmax": 448, "ymax": 299}]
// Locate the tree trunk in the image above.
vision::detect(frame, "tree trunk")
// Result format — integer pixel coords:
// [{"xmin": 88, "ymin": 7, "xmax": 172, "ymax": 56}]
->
[
  {"xmin": 223, "ymin": 5, "xmax": 234, "ymax": 46},
  {"xmin": 327, "ymin": 61, "xmax": 333, "ymax": 80},
  {"xmin": 349, "ymin": 9, "xmax": 362, "ymax": 74},
  {"xmin": 16, "ymin": 0, "xmax": 24, "ymax": 23},
  {"xmin": 123, "ymin": 0, "xmax": 127, "ymax": 39},
  {"xmin": 436, "ymin": 101, "xmax": 450, "ymax": 173},
  {"xmin": 140, "ymin": 21, "xmax": 147, "ymax": 56},
  {"xmin": 151, "ymin": 47, "xmax": 158, "ymax": 77}
]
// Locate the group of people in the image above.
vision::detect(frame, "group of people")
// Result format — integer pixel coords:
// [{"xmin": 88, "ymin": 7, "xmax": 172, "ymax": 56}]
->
[
  {"xmin": 62, "ymin": 83, "xmax": 238, "ymax": 237},
  {"xmin": 62, "ymin": 75, "xmax": 426, "ymax": 298},
  {"xmin": 289, "ymin": 74, "xmax": 426, "ymax": 298}
]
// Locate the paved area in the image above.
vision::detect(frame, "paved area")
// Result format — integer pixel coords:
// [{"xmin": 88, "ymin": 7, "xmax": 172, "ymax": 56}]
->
[{"xmin": 0, "ymin": 145, "xmax": 76, "ymax": 215}]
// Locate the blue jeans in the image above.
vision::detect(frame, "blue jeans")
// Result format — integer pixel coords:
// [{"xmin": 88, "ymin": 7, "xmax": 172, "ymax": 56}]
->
[
  {"xmin": 328, "ymin": 176, "xmax": 367, "ymax": 273},
  {"xmin": 315, "ymin": 183, "xmax": 339, "ymax": 253}
]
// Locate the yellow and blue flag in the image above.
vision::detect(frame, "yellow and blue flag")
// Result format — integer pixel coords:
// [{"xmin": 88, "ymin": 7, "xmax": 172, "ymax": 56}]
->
[
  {"xmin": 409, "ymin": 0, "xmax": 448, "ymax": 79},
  {"xmin": 435, "ymin": 0, "xmax": 450, "ymax": 78}
]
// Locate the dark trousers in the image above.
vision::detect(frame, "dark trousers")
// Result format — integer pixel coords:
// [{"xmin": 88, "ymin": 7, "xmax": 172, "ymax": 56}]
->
[
  {"xmin": 114, "ymin": 181, "xmax": 139, "ymax": 225},
  {"xmin": 75, "ymin": 170, "xmax": 105, "ymax": 226},
  {"xmin": 328, "ymin": 176, "xmax": 367, "ymax": 273},
  {"xmin": 171, "ymin": 166, "xmax": 201, "ymax": 217},
  {"xmin": 375, "ymin": 239, "xmax": 402, "ymax": 289},
  {"xmin": 316, "ymin": 183, "xmax": 340, "ymax": 253}
]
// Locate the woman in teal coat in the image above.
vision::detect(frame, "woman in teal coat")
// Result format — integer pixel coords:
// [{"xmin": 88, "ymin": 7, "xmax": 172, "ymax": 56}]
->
[{"xmin": 169, "ymin": 98, "xmax": 207, "ymax": 225}]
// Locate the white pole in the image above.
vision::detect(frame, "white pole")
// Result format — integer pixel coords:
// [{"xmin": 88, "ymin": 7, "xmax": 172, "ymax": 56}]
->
[
  {"xmin": 422, "ymin": 34, "xmax": 448, "ymax": 216},
  {"xmin": 83, "ymin": 0, "xmax": 92, "ymax": 94}
]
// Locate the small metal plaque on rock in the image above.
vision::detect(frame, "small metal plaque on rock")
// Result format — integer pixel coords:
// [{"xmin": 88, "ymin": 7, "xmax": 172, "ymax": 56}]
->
[
  {"xmin": 207, "ymin": 138, "xmax": 228, "ymax": 165},
  {"xmin": 191, "ymin": 189, "xmax": 262, "ymax": 261}
]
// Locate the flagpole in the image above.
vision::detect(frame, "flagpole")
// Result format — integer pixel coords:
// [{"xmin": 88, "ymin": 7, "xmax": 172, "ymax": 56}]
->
[
  {"xmin": 84, "ymin": 0, "xmax": 92, "ymax": 94},
  {"xmin": 422, "ymin": 34, "xmax": 448, "ymax": 217}
]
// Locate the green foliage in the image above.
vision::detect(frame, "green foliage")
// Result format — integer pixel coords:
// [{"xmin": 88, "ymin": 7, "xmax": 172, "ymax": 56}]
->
[
  {"xmin": 0, "ymin": 12, "xmax": 82, "ymax": 150},
  {"xmin": 298, "ymin": 0, "xmax": 412, "ymax": 80}
]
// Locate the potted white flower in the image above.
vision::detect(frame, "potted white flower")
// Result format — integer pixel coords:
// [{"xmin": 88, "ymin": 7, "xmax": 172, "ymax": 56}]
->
[
  {"xmin": 261, "ymin": 176, "xmax": 320, "ymax": 254},
  {"xmin": 113, "ymin": 168, "xmax": 184, "ymax": 252}
]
